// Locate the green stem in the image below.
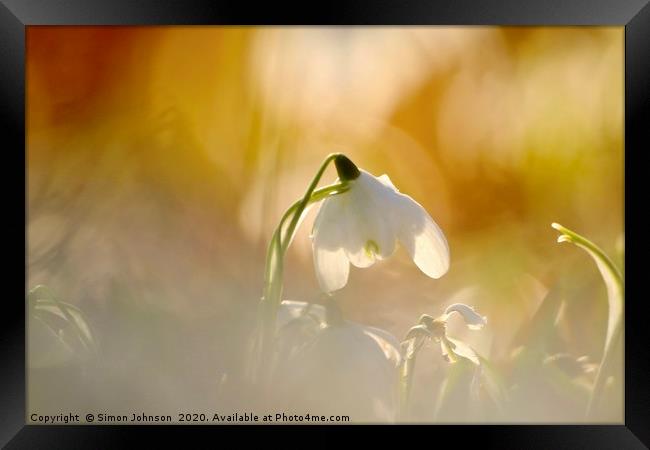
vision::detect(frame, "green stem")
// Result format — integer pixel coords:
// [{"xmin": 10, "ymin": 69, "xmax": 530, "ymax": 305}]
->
[
  {"xmin": 260, "ymin": 183, "xmax": 349, "ymax": 310},
  {"xmin": 280, "ymin": 154, "xmax": 341, "ymax": 255},
  {"xmin": 398, "ymin": 353, "xmax": 417, "ymax": 421},
  {"xmin": 551, "ymin": 223, "xmax": 624, "ymax": 419},
  {"xmin": 256, "ymin": 154, "xmax": 349, "ymax": 381},
  {"xmin": 262, "ymin": 182, "xmax": 348, "ymax": 290}
]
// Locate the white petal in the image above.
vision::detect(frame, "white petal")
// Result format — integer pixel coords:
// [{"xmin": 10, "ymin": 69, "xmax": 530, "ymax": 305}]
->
[
  {"xmin": 391, "ymin": 192, "xmax": 449, "ymax": 279},
  {"xmin": 355, "ymin": 172, "xmax": 397, "ymax": 257},
  {"xmin": 377, "ymin": 174, "xmax": 397, "ymax": 189},
  {"xmin": 314, "ymin": 247, "xmax": 349, "ymax": 292},
  {"xmin": 442, "ymin": 303, "xmax": 487, "ymax": 330},
  {"xmin": 341, "ymin": 189, "xmax": 377, "ymax": 268},
  {"xmin": 342, "ymin": 172, "xmax": 396, "ymax": 267},
  {"xmin": 312, "ymin": 196, "xmax": 351, "ymax": 292}
]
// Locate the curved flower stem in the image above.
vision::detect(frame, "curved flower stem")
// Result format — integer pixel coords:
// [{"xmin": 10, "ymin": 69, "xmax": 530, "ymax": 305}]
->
[
  {"xmin": 261, "ymin": 183, "xmax": 349, "ymax": 312},
  {"xmin": 262, "ymin": 182, "xmax": 348, "ymax": 290},
  {"xmin": 255, "ymin": 154, "xmax": 349, "ymax": 380},
  {"xmin": 280, "ymin": 153, "xmax": 341, "ymax": 254},
  {"xmin": 398, "ymin": 324, "xmax": 431, "ymax": 420},
  {"xmin": 551, "ymin": 223, "xmax": 624, "ymax": 419}
]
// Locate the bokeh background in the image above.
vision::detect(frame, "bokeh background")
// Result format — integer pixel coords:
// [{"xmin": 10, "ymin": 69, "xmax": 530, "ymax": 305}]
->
[{"xmin": 27, "ymin": 26, "xmax": 623, "ymax": 423}]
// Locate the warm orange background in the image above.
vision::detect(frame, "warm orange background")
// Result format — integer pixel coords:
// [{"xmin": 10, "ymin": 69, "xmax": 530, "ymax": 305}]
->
[{"xmin": 27, "ymin": 26, "xmax": 623, "ymax": 421}]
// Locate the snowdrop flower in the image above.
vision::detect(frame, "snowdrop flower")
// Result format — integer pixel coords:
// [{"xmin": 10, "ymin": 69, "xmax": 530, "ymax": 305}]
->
[
  {"xmin": 398, "ymin": 302, "xmax": 486, "ymax": 418},
  {"xmin": 404, "ymin": 303, "xmax": 486, "ymax": 366},
  {"xmin": 311, "ymin": 155, "xmax": 450, "ymax": 293}
]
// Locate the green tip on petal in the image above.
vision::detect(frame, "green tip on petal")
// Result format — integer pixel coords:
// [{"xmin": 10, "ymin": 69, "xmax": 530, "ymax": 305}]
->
[
  {"xmin": 334, "ymin": 154, "xmax": 361, "ymax": 181},
  {"xmin": 364, "ymin": 240, "xmax": 380, "ymax": 258}
]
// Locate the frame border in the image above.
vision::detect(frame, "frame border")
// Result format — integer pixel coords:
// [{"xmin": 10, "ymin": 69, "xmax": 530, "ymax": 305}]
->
[{"xmin": 2, "ymin": 0, "xmax": 648, "ymax": 447}]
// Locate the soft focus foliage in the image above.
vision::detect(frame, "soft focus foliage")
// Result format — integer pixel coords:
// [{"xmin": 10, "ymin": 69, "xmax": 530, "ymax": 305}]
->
[{"xmin": 27, "ymin": 26, "xmax": 623, "ymax": 423}]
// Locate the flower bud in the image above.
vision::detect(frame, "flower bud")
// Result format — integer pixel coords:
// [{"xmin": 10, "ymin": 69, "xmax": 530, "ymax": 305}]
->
[{"xmin": 334, "ymin": 154, "xmax": 360, "ymax": 181}]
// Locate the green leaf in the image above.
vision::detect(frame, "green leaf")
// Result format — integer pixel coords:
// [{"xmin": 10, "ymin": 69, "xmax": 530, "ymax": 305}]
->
[
  {"xmin": 27, "ymin": 285, "xmax": 98, "ymax": 368},
  {"xmin": 446, "ymin": 337, "xmax": 480, "ymax": 366},
  {"xmin": 29, "ymin": 314, "xmax": 77, "ymax": 368},
  {"xmin": 551, "ymin": 223, "xmax": 623, "ymax": 419},
  {"xmin": 433, "ymin": 358, "xmax": 477, "ymax": 421}
]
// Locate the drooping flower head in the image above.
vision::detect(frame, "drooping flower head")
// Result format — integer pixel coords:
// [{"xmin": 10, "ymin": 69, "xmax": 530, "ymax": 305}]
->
[
  {"xmin": 311, "ymin": 155, "xmax": 450, "ymax": 293},
  {"xmin": 403, "ymin": 302, "xmax": 487, "ymax": 366},
  {"xmin": 439, "ymin": 303, "xmax": 487, "ymax": 331}
]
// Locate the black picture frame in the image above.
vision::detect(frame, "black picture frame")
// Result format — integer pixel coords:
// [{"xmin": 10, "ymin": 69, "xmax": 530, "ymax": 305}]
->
[{"xmin": 2, "ymin": 0, "xmax": 648, "ymax": 448}]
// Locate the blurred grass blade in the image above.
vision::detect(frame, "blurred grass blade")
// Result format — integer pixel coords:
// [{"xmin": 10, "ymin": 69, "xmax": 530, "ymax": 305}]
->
[
  {"xmin": 398, "ymin": 331, "xmax": 428, "ymax": 420},
  {"xmin": 551, "ymin": 223, "xmax": 623, "ymax": 419},
  {"xmin": 398, "ymin": 348, "xmax": 416, "ymax": 420},
  {"xmin": 28, "ymin": 285, "xmax": 98, "ymax": 357},
  {"xmin": 33, "ymin": 300, "xmax": 97, "ymax": 354},
  {"xmin": 509, "ymin": 281, "xmax": 564, "ymax": 353},
  {"xmin": 30, "ymin": 313, "xmax": 77, "ymax": 368},
  {"xmin": 434, "ymin": 358, "xmax": 476, "ymax": 421},
  {"xmin": 476, "ymin": 355, "xmax": 509, "ymax": 415}
]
